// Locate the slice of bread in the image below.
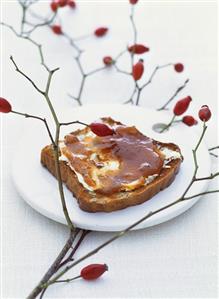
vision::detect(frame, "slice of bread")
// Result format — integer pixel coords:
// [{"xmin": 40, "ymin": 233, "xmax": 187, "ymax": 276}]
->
[{"xmin": 41, "ymin": 118, "xmax": 183, "ymax": 212}]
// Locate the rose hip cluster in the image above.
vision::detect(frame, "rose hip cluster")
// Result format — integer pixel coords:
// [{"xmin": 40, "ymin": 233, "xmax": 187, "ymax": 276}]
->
[
  {"xmin": 50, "ymin": 0, "xmax": 76, "ymax": 12},
  {"xmin": 172, "ymin": 96, "xmax": 211, "ymax": 127},
  {"xmin": 50, "ymin": 0, "xmax": 108, "ymax": 38},
  {"xmin": 173, "ymin": 96, "xmax": 198, "ymax": 126}
]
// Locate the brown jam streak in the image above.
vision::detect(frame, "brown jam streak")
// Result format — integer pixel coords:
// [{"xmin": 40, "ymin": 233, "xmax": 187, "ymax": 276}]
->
[{"xmin": 64, "ymin": 125, "xmax": 164, "ymax": 195}]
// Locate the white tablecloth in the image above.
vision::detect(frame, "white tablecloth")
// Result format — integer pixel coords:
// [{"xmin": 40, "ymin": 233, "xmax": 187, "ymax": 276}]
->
[{"xmin": 2, "ymin": 1, "xmax": 218, "ymax": 298}]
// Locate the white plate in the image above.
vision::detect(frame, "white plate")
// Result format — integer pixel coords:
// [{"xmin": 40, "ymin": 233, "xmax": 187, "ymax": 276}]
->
[{"xmin": 12, "ymin": 104, "xmax": 211, "ymax": 231}]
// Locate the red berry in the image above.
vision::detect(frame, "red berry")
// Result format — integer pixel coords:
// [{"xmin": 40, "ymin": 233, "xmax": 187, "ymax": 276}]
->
[
  {"xmin": 198, "ymin": 105, "xmax": 211, "ymax": 122},
  {"xmin": 182, "ymin": 115, "xmax": 198, "ymax": 126},
  {"xmin": 129, "ymin": 0, "xmax": 138, "ymax": 4},
  {"xmin": 128, "ymin": 44, "xmax": 149, "ymax": 54},
  {"xmin": 173, "ymin": 96, "xmax": 192, "ymax": 116},
  {"xmin": 58, "ymin": 0, "xmax": 68, "ymax": 7},
  {"xmin": 50, "ymin": 1, "xmax": 58, "ymax": 12},
  {"xmin": 132, "ymin": 59, "xmax": 144, "ymax": 81},
  {"xmin": 68, "ymin": 0, "xmax": 76, "ymax": 8},
  {"xmin": 174, "ymin": 63, "xmax": 184, "ymax": 73},
  {"xmin": 51, "ymin": 25, "xmax": 62, "ymax": 35},
  {"xmin": 0, "ymin": 97, "xmax": 12, "ymax": 113},
  {"xmin": 90, "ymin": 123, "xmax": 114, "ymax": 137},
  {"xmin": 81, "ymin": 264, "xmax": 108, "ymax": 280},
  {"xmin": 94, "ymin": 27, "xmax": 108, "ymax": 37},
  {"xmin": 103, "ymin": 56, "xmax": 113, "ymax": 66}
]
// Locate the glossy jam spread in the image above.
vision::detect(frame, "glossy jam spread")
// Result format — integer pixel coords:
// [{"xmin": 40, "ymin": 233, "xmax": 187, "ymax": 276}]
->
[{"xmin": 61, "ymin": 124, "xmax": 164, "ymax": 195}]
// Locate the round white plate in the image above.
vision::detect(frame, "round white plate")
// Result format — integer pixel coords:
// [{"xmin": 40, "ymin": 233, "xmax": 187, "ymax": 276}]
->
[{"xmin": 12, "ymin": 104, "xmax": 211, "ymax": 231}]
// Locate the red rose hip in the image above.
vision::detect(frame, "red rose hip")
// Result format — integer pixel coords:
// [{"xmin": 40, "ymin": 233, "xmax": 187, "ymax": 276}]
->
[
  {"xmin": 58, "ymin": 0, "xmax": 68, "ymax": 7},
  {"xmin": 173, "ymin": 96, "xmax": 192, "ymax": 116},
  {"xmin": 132, "ymin": 59, "xmax": 144, "ymax": 81},
  {"xmin": 128, "ymin": 44, "xmax": 150, "ymax": 54},
  {"xmin": 51, "ymin": 25, "xmax": 62, "ymax": 35},
  {"xmin": 0, "ymin": 97, "xmax": 12, "ymax": 113},
  {"xmin": 94, "ymin": 27, "xmax": 108, "ymax": 37},
  {"xmin": 103, "ymin": 56, "xmax": 113, "ymax": 66},
  {"xmin": 50, "ymin": 1, "xmax": 58, "ymax": 12},
  {"xmin": 198, "ymin": 105, "xmax": 211, "ymax": 122},
  {"xmin": 129, "ymin": 0, "xmax": 138, "ymax": 4},
  {"xmin": 182, "ymin": 115, "xmax": 198, "ymax": 126},
  {"xmin": 90, "ymin": 122, "xmax": 114, "ymax": 137},
  {"xmin": 68, "ymin": 0, "xmax": 76, "ymax": 8},
  {"xmin": 81, "ymin": 264, "xmax": 108, "ymax": 280},
  {"xmin": 174, "ymin": 63, "xmax": 184, "ymax": 73}
]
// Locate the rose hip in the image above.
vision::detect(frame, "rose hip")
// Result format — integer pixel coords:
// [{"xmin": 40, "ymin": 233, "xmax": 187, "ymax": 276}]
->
[
  {"xmin": 0, "ymin": 97, "xmax": 12, "ymax": 113},
  {"xmin": 173, "ymin": 96, "xmax": 192, "ymax": 116},
  {"xmin": 198, "ymin": 105, "xmax": 211, "ymax": 122},
  {"xmin": 90, "ymin": 123, "xmax": 114, "ymax": 136},
  {"xmin": 132, "ymin": 59, "xmax": 144, "ymax": 81},
  {"xmin": 81, "ymin": 264, "xmax": 108, "ymax": 280}
]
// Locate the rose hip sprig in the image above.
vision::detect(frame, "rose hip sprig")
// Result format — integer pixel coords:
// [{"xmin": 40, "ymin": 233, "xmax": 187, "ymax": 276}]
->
[
  {"xmin": 50, "ymin": 0, "xmax": 76, "ymax": 11},
  {"xmin": 159, "ymin": 96, "xmax": 193, "ymax": 133}
]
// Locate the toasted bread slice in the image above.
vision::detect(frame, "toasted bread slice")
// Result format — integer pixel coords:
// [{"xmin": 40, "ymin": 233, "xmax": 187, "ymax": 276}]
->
[{"xmin": 41, "ymin": 118, "xmax": 183, "ymax": 212}]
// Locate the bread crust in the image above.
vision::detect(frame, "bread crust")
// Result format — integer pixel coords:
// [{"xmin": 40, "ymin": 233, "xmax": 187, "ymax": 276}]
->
[{"xmin": 41, "ymin": 141, "xmax": 182, "ymax": 213}]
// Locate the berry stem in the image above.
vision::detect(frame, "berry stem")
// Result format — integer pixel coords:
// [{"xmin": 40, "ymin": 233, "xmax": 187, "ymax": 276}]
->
[{"xmin": 159, "ymin": 115, "xmax": 176, "ymax": 133}]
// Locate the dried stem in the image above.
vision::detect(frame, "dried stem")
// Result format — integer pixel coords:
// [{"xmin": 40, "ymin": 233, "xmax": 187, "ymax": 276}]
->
[
  {"xmin": 27, "ymin": 229, "xmax": 79, "ymax": 299},
  {"xmin": 9, "ymin": 47, "xmax": 73, "ymax": 231},
  {"xmin": 159, "ymin": 115, "xmax": 176, "ymax": 133},
  {"xmin": 60, "ymin": 120, "xmax": 88, "ymax": 127},
  {"xmin": 11, "ymin": 110, "xmax": 55, "ymax": 146},
  {"xmin": 209, "ymin": 146, "xmax": 219, "ymax": 151},
  {"xmin": 157, "ymin": 78, "xmax": 189, "ymax": 111}
]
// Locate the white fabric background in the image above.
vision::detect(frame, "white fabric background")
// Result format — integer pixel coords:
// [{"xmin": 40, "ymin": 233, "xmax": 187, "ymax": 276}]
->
[{"xmin": 1, "ymin": 0, "xmax": 218, "ymax": 298}]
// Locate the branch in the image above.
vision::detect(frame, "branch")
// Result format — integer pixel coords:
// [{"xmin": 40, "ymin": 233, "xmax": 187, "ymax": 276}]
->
[
  {"xmin": 183, "ymin": 190, "xmax": 219, "ymax": 200},
  {"xmin": 195, "ymin": 172, "xmax": 219, "ymax": 181},
  {"xmin": 60, "ymin": 120, "xmax": 88, "ymax": 127},
  {"xmin": 11, "ymin": 110, "xmax": 55, "ymax": 145},
  {"xmin": 209, "ymin": 145, "xmax": 219, "ymax": 151},
  {"xmin": 157, "ymin": 78, "xmax": 189, "ymax": 111},
  {"xmin": 134, "ymin": 64, "xmax": 173, "ymax": 106},
  {"xmin": 10, "ymin": 56, "xmax": 44, "ymax": 94},
  {"xmin": 27, "ymin": 229, "xmax": 79, "ymax": 299}
]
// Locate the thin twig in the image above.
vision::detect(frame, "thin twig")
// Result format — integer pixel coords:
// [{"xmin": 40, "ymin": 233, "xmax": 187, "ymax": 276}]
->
[
  {"xmin": 183, "ymin": 190, "xmax": 219, "ymax": 200},
  {"xmin": 157, "ymin": 79, "xmax": 189, "ymax": 111},
  {"xmin": 10, "ymin": 56, "xmax": 44, "ymax": 94},
  {"xmin": 159, "ymin": 115, "xmax": 176, "ymax": 133},
  {"xmin": 209, "ymin": 145, "xmax": 219, "ymax": 151},
  {"xmin": 27, "ymin": 229, "xmax": 79, "ymax": 299},
  {"xmin": 58, "ymin": 230, "xmax": 90, "ymax": 269},
  {"xmin": 60, "ymin": 120, "xmax": 88, "ymax": 127},
  {"xmin": 11, "ymin": 110, "xmax": 55, "ymax": 145}
]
